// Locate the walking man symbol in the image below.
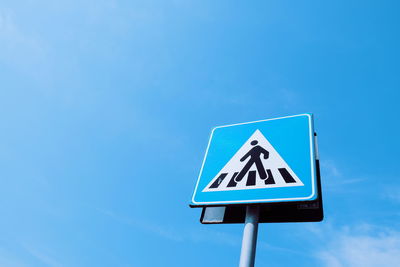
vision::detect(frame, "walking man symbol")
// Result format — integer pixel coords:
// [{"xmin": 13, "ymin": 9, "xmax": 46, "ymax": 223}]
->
[{"xmin": 235, "ymin": 140, "xmax": 269, "ymax": 183}]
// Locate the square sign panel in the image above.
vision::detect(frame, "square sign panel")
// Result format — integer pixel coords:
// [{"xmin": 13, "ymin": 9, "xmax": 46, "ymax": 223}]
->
[{"xmin": 190, "ymin": 114, "xmax": 317, "ymax": 207}]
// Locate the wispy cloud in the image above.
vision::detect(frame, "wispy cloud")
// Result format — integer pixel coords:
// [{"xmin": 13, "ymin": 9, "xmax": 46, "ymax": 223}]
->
[
  {"xmin": 321, "ymin": 160, "xmax": 341, "ymax": 177},
  {"xmin": 0, "ymin": 8, "xmax": 50, "ymax": 81},
  {"xmin": 306, "ymin": 223, "xmax": 400, "ymax": 267},
  {"xmin": 0, "ymin": 247, "xmax": 27, "ymax": 267},
  {"xmin": 382, "ymin": 185, "xmax": 400, "ymax": 203},
  {"xmin": 258, "ymin": 240, "xmax": 303, "ymax": 256},
  {"xmin": 320, "ymin": 159, "xmax": 365, "ymax": 192},
  {"xmin": 95, "ymin": 208, "xmax": 185, "ymax": 242},
  {"xmin": 0, "ymin": 243, "xmax": 62, "ymax": 267},
  {"xmin": 96, "ymin": 208, "xmax": 243, "ymax": 246},
  {"xmin": 96, "ymin": 207, "xmax": 322, "ymax": 256},
  {"xmin": 22, "ymin": 243, "xmax": 63, "ymax": 267},
  {"xmin": 187, "ymin": 228, "xmax": 240, "ymax": 247}
]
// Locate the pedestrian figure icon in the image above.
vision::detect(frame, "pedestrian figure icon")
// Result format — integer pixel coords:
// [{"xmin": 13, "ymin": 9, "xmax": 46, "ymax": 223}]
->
[
  {"xmin": 203, "ymin": 129, "xmax": 304, "ymax": 192},
  {"xmin": 235, "ymin": 140, "xmax": 269, "ymax": 183}
]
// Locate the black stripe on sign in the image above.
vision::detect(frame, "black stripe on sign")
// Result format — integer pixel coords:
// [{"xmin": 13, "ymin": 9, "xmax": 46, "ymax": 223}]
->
[
  {"xmin": 278, "ymin": 168, "xmax": 296, "ymax": 183},
  {"xmin": 264, "ymin": 169, "xmax": 275, "ymax": 185},
  {"xmin": 246, "ymin": 171, "xmax": 257, "ymax": 186},
  {"xmin": 209, "ymin": 173, "xmax": 228, "ymax": 188},
  {"xmin": 227, "ymin": 172, "xmax": 239, "ymax": 187}
]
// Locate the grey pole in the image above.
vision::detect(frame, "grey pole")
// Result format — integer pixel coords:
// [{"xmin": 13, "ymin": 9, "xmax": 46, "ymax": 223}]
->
[{"xmin": 239, "ymin": 205, "xmax": 260, "ymax": 267}]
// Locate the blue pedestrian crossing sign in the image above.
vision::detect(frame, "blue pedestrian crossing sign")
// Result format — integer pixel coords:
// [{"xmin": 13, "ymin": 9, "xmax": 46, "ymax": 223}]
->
[{"xmin": 190, "ymin": 114, "xmax": 318, "ymax": 206}]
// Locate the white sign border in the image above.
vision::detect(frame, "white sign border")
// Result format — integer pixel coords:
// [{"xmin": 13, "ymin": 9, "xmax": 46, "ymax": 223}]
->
[{"xmin": 191, "ymin": 113, "xmax": 316, "ymax": 206}]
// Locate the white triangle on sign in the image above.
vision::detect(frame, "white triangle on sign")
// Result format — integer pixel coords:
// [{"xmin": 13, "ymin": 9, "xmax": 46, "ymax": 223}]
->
[{"xmin": 203, "ymin": 130, "xmax": 304, "ymax": 192}]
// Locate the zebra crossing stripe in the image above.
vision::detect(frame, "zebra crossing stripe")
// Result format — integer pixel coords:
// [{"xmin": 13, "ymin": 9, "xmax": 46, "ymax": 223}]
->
[
  {"xmin": 264, "ymin": 169, "xmax": 275, "ymax": 185},
  {"xmin": 278, "ymin": 168, "xmax": 296, "ymax": 183},
  {"xmin": 246, "ymin": 171, "xmax": 257, "ymax": 186},
  {"xmin": 209, "ymin": 173, "xmax": 228, "ymax": 188},
  {"xmin": 227, "ymin": 172, "xmax": 239, "ymax": 187}
]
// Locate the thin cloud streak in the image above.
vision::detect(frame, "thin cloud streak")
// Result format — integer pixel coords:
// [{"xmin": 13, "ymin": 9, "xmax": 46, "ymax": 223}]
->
[
  {"xmin": 22, "ymin": 244, "xmax": 63, "ymax": 267},
  {"xmin": 0, "ymin": 248, "xmax": 27, "ymax": 267},
  {"xmin": 305, "ymin": 223, "xmax": 400, "ymax": 267},
  {"xmin": 320, "ymin": 159, "xmax": 365, "ymax": 192},
  {"xmin": 96, "ymin": 207, "xmax": 250, "ymax": 247},
  {"xmin": 95, "ymin": 208, "xmax": 185, "ymax": 242}
]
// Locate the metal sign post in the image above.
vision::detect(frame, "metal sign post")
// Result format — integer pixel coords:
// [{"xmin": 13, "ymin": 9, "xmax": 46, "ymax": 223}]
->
[{"xmin": 239, "ymin": 206, "xmax": 260, "ymax": 267}]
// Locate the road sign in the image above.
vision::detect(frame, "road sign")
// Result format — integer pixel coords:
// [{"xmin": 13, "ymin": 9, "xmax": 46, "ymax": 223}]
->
[{"xmin": 190, "ymin": 114, "xmax": 318, "ymax": 207}]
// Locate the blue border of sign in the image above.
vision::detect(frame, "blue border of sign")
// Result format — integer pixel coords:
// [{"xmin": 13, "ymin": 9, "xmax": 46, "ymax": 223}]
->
[{"xmin": 190, "ymin": 114, "xmax": 317, "ymax": 207}]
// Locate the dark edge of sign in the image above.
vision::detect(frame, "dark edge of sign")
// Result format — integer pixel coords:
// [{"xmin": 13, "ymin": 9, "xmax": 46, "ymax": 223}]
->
[{"xmin": 199, "ymin": 158, "xmax": 323, "ymax": 224}]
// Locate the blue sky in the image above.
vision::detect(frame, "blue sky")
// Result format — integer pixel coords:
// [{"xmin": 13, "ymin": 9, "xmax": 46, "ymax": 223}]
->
[{"xmin": 1, "ymin": 1, "xmax": 400, "ymax": 266}]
